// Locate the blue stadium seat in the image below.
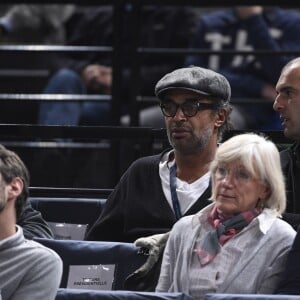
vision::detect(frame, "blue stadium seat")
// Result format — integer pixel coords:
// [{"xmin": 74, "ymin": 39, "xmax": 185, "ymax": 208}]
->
[
  {"xmin": 205, "ymin": 294, "xmax": 300, "ymax": 300},
  {"xmin": 29, "ymin": 197, "xmax": 106, "ymax": 237},
  {"xmin": 34, "ymin": 238, "xmax": 148, "ymax": 291},
  {"xmin": 55, "ymin": 289, "xmax": 193, "ymax": 300}
]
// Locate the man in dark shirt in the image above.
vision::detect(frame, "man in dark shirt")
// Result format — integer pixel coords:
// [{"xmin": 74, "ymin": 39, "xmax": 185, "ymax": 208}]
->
[
  {"xmin": 274, "ymin": 57, "xmax": 300, "ymax": 295},
  {"xmin": 86, "ymin": 65, "xmax": 232, "ymax": 243},
  {"xmin": 273, "ymin": 57, "xmax": 300, "ymax": 229},
  {"xmin": 86, "ymin": 65, "xmax": 232, "ymax": 291}
]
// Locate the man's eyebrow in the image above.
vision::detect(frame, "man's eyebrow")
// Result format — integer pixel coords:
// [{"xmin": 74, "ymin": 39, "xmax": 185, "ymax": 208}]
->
[
  {"xmin": 278, "ymin": 86, "xmax": 296, "ymax": 93},
  {"xmin": 162, "ymin": 97, "xmax": 199, "ymax": 102},
  {"xmin": 184, "ymin": 97, "xmax": 200, "ymax": 102},
  {"xmin": 161, "ymin": 96, "xmax": 173, "ymax": 102}
]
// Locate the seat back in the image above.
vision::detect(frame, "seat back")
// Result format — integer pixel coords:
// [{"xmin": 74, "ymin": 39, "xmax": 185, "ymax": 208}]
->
[
  {"xmin": 35, "ymin": 238, "xmax": 148, "ymax": 291},
  {"xmin": 205, "ymin": 294, "xmax": 300, "ymax": 300},
  {"xmin": 55, "ymin": 289, "xmax": 193, "ymax": 300},
  {"xmin": 29, "ymin": 197, "xmax": 106, "ymax": 239}
]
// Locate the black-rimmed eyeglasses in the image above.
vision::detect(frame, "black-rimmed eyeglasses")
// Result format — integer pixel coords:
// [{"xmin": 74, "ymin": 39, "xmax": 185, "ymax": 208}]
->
[{"xmin": 159, "ymin": 100, "xmax": 218, "ymax": 117}]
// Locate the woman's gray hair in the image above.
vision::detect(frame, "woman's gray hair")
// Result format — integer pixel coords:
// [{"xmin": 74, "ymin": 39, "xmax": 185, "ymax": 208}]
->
[{"xmin": 210, "ymin": 133, "xmax": 286, "ymax": 215}]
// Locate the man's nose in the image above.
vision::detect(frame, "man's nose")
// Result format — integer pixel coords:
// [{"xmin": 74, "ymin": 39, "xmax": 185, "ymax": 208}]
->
[
  {"xmin": 273, "ymin": 94, "xmax": 283, "ymax": 111},
  {"xmin": 173, "ymin": 106, "xmax": 186, "ymax": 120}
]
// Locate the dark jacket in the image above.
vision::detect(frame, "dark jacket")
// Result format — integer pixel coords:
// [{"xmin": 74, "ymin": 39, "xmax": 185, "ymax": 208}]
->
[
  {"xmin": 280, "ymin": 142, "xmax": 300, "ymax": 229},
  {"xmin": 17, "ymin": 200, "xmax": 54, "ymax": 239},
  {"xmin": 276, "ymin": 226, "xmax": 300, "ymax": 295},
  {"xmin": 86, "ymin": 151, "xmax": 211, "ymax": 243}
]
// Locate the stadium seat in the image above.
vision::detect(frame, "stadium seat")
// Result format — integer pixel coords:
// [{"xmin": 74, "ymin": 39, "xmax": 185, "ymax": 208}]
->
[
  {"xmin": 34, "ymin": 238, "xmax": 148, "ymax": 291},
  {"xmin": 205, "ymin": 294, "xmax": 300, "ymax": 300},
  {"xmin": 55, "ymin": 289, "xmax": 193, "ymax": 300},
  {"xmin": 29, "ymin": 197, "xmax": 106, "ymax": 239}
]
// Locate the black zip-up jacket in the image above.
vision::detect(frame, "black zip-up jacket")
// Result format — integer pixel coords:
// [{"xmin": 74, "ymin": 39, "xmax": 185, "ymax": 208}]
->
[{"xmin": 280, "ymin": 142, "xmax": 300, "ymax": 229}]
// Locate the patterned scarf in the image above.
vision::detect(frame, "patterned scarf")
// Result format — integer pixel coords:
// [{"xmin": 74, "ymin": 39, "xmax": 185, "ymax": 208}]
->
[{"xmin": 194, "ymin": 205, "xmax": 261, "ymax": 267}]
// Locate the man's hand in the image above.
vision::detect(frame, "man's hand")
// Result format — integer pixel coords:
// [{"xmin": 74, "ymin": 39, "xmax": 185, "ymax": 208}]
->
[
  {"xmin": 134, "ymin": 232, "xmax": 170, "ymax": 273},
  {"xmin": 135, "ymin": 232, "xmax": 170, "ymax": 255},
  {"xmin": 82, "ymin": 64, "xmax": 112, "ymax": 93}
]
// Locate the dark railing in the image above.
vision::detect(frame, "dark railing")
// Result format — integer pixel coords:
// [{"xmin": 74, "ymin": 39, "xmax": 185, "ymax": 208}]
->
[
  {"xmin": 0, "ymin": 3, "xmax": 299, "ymax": 126},
  {"xmin": 0, "ymin": 125, "xmax": 291, "ymax": 189},
  {"xmin": 0, "ymin": 123, "xmax": 290, "ymax": 143},
  {"xmin": 0, "ymin": 1, "xmax": 297, "ymax": 189},
  {"xmin": 29, "ymin": 186, "xmax": 113, "ymax": 198},
  {"xmin": 0, "ymin": 124, "xmax": 166, "ymax": 141},
  {"xmin": 0, "ymin": 124, "xmax": 170, "ymax": 188}
]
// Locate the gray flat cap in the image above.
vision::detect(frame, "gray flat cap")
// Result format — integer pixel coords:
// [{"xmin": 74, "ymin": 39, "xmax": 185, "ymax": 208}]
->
[{"xmin": 155, "ymin": 66, "xmax": 231, "ymax": 103}]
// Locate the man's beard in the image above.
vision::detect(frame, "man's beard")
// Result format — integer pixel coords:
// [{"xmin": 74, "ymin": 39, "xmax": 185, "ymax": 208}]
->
[{"xmin": 168, "ymin": 125, "xmax": 214, "ymax": 155}]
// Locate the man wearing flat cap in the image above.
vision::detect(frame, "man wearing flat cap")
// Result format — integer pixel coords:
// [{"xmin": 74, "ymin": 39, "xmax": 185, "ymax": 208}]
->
[
  {"xmin": 87, "ymin": 65, "xmax": 231, "ymax": 240},
  {"xmin": 86, "ymin": 66, "xmax": 232, "ymax": 288}
]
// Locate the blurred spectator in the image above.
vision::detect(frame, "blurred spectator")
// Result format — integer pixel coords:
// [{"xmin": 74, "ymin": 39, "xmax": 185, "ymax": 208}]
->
[
  {"xmin": 0, "ymin": 4, "xmax": 75, "ymax": 44},
  {"xmin": 0, "ymin": 5, "xmax": 76, "ymax": 125},
  {"xmin": 38, "ymin": 5, "xmax": 200, "ymax": 126},
  {"xmin": 186, "ymin": 6, "xmax": 300, "ymax": 130}
]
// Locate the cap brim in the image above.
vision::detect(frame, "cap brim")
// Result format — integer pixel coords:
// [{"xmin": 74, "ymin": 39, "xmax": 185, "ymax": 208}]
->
[{"xmin": 156, "ymin": 87, "xmax": 211, "ymax": 100}]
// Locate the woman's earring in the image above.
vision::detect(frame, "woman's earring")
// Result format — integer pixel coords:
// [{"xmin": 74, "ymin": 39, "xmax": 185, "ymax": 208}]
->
[{"xmin": 256, "ymin": 198, "xmax": 265, "ymax": 209}]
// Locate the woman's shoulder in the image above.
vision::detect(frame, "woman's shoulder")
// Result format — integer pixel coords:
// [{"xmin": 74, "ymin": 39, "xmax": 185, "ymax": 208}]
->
[{"xmin": 269, "ymin": 217, "xmax": 297, "ymax": 240}]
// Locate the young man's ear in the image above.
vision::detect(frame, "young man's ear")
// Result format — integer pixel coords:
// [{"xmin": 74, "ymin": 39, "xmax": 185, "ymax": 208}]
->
[{"xmin": 7, "ymin": 177, "xmax": 23, "ymax": 201}]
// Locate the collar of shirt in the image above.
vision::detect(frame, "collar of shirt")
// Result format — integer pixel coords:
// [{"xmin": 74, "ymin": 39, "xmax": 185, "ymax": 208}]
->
[
  {"xmin": 192, "ymin": 204, "xmax": 278, "ymax": 235},
  {"xmin": 159, "ymin": 150, "xmax": 211, "ymax": 215}
]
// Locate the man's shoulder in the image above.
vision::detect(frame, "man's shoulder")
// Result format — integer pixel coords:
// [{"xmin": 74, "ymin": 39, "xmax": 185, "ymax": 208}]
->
[
  {"xmin": 134, "ymin": 154, "xmax": 161, "ymax": 164},
  {"xmin": 130, "ymin": 150, "xmax": 170, "ymax": 168},
  {"xmin": 270, "ymin": 8, "xmax": 300, "ymax": 26},
  {"xmin": 118, "ymin": 154, "xmax": 163, "ymax": 182},
  {"xmin": 280, "ymin": 143, "xmax": 298, "ymax": 168},
  {"xmin": 199, "ymin": 9, "xmax": 237, "ymax": 28},
  {"xmin": 280, "ymin": 147, "xmax": 291, "ymax": 164},
  {"xmin": 23, "ymin": 239, "xmax": 62, "ymax": 262}
]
